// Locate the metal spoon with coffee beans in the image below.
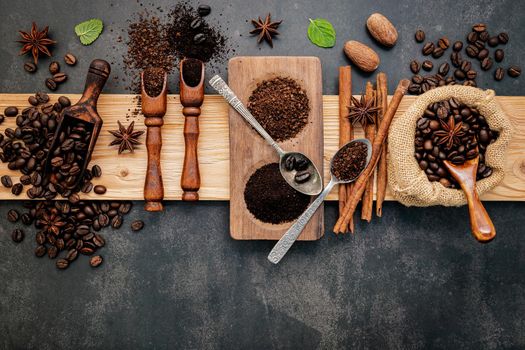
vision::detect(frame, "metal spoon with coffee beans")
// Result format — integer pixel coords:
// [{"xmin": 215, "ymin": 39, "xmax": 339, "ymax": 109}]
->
[{"xmin": 209, "ymin": 75, "xmax": 322, "ymax": 196}]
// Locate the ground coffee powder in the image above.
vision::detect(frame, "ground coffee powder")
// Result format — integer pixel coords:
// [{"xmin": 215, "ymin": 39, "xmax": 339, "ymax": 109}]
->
[
  {"xmin": 182, "ymin": 58, "xmax": 203, "ymax": 87},
  {"xmin": 247, "ymin": 77, "xmax": 310, "ymax": 142},
  {"xmin": 331, "ymin": 142, "xmax": 368, "ymax": 181},
  {"xmin": 143, "ymin": 68, "xmax": 165, "ymax": 97},
  {"xmin": 244, "ymin": 163, "xmax": 310, "ymax": 224}
]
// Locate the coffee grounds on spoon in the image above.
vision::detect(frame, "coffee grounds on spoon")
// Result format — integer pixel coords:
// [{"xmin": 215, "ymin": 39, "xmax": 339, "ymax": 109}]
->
[
  {"xmin": 331, "ymin": 142, "xmax": 368, "ymax": 181},
  {"xmin": 143, "ymin": 68, "xmax": 165, "ymax": 97},
  {"xmin": 244, "ymin": 163, "xmax": 310, "ymax": 224},
  {"xmin": 182, "ymin": 58, "xmax": 203, "ymax": 87}
]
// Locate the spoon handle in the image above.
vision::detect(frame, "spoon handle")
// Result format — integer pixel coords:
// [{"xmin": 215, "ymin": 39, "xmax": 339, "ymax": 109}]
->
[
  {"xmin": 209, "ymin": 75, "xmax": 285, "ymax": 156},
  {"xmin": 268, "ymin": 179, "xmax": 336, "ymax": 264}
]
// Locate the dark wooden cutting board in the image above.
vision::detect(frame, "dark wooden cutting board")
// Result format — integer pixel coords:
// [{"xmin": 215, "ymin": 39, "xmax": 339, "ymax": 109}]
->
[{"xmin": 228, "ymin": 56, "xmax": 324, "ymax": 240}]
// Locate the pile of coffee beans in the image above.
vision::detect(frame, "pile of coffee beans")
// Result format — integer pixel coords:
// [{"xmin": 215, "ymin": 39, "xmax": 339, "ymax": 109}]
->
[
  {"xmin": 414, "ymin": 98, "xmax": 498, "ymax": 188},
  {"xmin": 0, "ymin": 93, "xmax": 104, "ymax": 199},
  {"xmin": 23, "ymin": 54, "xmax": 77, "ymax": 92},
  {"xmin": 247, "ymin": 77, "xmax": 310, "ymax": 142},
  {"xmin": 244, "ymin": 163, "xmax": 311, "ymax": 224},
  {"xmin": 283, "ymin": 154, "xmax": 312, "ymax": 184},
  {"xmin": 6, "ymin": 200, "xmax": 143, "ymax": 269},
  {"xmin": 331, "ymin": 141, "xmax": 368, "ymax": 181},
  {"xmin": 409, "ymin": 23, "xmax": 520, "ymax": 95}
]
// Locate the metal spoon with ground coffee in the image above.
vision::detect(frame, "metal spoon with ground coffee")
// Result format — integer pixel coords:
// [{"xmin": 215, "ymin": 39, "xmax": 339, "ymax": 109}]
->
[
  {"xmin": 209, "ymin": 75, "xmax": 322, "ymax": 196},
  {"xmin": 268, "ymin": 139, "xmax": 371, "ymax": 264}
]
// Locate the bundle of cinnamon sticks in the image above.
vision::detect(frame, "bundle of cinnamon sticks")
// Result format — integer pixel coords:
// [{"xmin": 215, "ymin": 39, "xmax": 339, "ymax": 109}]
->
[{"xmin": 337, "ymin": 66, "xmax": 409, "ymax": 233}]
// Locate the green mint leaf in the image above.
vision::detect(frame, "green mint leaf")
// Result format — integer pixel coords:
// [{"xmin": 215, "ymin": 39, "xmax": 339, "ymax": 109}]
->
[
  {"xmin": 307, "ymin": 18, "xmax": 336, "ymax": 48},
  {"xmin": 75, "ymin": 19, "xmax": 104, "ymax": 45}
]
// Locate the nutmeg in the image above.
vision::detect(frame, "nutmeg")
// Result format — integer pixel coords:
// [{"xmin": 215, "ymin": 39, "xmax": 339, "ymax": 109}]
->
[
  {"xmin": 366, "ymin": 13, "xmax": 398, "ymax": 47},
  {"xmin": 343, "ymin": 40, "xmax": 380, "ymax": 72}
]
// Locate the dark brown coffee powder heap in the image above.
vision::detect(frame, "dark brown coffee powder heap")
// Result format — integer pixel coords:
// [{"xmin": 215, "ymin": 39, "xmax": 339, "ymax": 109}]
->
[
  {"xmin": 143, "ymin": 68, "xmax": 165, "ymax": 97},
  {"xmin": 247, "ymin": 77, "xmax": 310, "ymax": 142},
  {"xmin": 182, "ymin": 58, "xmax": 203, "ymax": 87},
  {"xmin": 331, "ymin": 142, "xmax": 368, "ymax": 181},
  {"xmin": 244, "ymin": 163, "xmax": 310, "ymax": 224}
]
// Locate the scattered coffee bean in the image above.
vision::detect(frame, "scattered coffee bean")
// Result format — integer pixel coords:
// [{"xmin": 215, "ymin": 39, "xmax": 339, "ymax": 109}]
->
[
  {"xmin": 64, "ymin": 53, "xmax": 77, "ymax": 66},
  {"xmin": 481, "ymin": 57, "xmax": 493, "ymax": 71},
  {"xmin": 487, "ymin": 36, "xmax": 499, "ymax": 47},
  {"xmin": 11, "ymin": 183, "xmax": 23, "ymax": 196},
  {"xmin": 508, "ymin": 66, "xmax": 521, "ymax": 78},
  {"xmin": 432, "ymin": 47, "xmax": 444, "ymax": 58},
  {"xmin": 477, "ymin": 48, "xmax": 489, "ymax": 60},
  {"xmin": 45, "ymin": 78, "xmax": 57, "ymax": 91},
  {"xmin": 422, "ymin": 42, "xmax": 434, "ymax": 55},
  {"xmin": 479, "ymin": 31, "xmax": 490, "ymax": 42},
  {"xmin": 467, "ymin": 32, "xmax": 478, "ymax": 44},
  {"xmin": 11, "ymin": 229, "xmax": 24, "ymax": 243},
  {"xmin": 494, "ymin": 67, "xmax": 505, "ymax": 81},
  {"xmin": 472, "ymin": 23, "xmax": 486, "ymax": 32},
  {"xmin": 7, "ymin": 209, "xmax": 20, "ymax": 223},
  {"xmin": 466, "ymin": 45, "xmax": 479, "ymax": 58},
  {"xmin": 49, "ymin": 61, "xmax": 60, "ymax": 75},
  {"xmin": 438, "ymin": 62, "xmax": 450, "ymax": 76},
  {"xmin": 35, "ymin": 245, "xmax": 46, "ymax": 257},
  {"xmin": 1, "ymin": 175, "xmax": 13, "ymax": 188},
  {"xmin": 24, "ymin": 62, "xmax": 37, "ymax": 73},
  {"xmin": 438, "ymin": 37, "xmax": 450, "ymax": 49},
  {"xmin": 422, "ymin": 60, "xmax": 433, "ymax": 71},
  {"xmin": 89, "ymin": 255, "xmax": 103, "ymax": 267},
  {"xmin": 452, "ymin": 41, "xmax": 463, "ymax": 51},
  {"xmin": 410, "ymin": 60, "xmax": 420, "ymax": 74},
  {"xmin": 131, "ymin": 220, "xmax": 144, "ymax": 232},
  {"xmin": 197, "ymin": 4, "xmax": 211, "ymax": 16},
  {"xmin": 498, "ymin": 32, "xmax": 509, "ymax": 44},
  {"xmin": 53, "ymin": 73, "xmax": 68, "ymax": 83},
  {"xmin": 56, "ymin": 259, "xmax": 69, "ymax": 269},
  {"xmin": 58, "ymin": 96, "xmax": 71, "ymax": 107},
  {"xmin": 4, "ymin": 106, "xmax": 18, "ymax": 117},
  {"xmin": 94, "ymin": 185, "xmax": 107, "ymax": 195},
  {"xmin": 193, "ymin": 33, "xmax": 206, "ymax": 44}
]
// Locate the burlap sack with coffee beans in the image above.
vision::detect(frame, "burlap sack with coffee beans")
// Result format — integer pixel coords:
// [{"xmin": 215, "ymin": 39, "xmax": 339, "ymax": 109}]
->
[{"xmin": 388, "ymin": 86, "xmax": 513, "ymax": 207}]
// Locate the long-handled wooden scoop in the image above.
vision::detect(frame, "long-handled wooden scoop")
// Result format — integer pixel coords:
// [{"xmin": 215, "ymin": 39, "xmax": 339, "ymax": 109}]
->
[
  {"xmin": 179, "ymin": 58, "xmax": 205, "ymax": 201},
  {"xmin": 141, "ymin": 69, "xmax": 168, "ymax": 212},
  {"xmin": 443, "ymin": 156, "xmax": 496, "ymax": 243},
  {"xmin": 45, "ymin": 59, "xmax": 111, "ymax": 190}
]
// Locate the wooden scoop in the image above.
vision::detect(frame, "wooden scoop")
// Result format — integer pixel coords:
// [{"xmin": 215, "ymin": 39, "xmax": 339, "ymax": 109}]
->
[
  {"xmin": 45, "ymin": 59, "xmax": 111, "ymax": 190},
  {"xmin": 443, "ymin": 156, "xmax": 496, "ymax": 243},
  {"xmin": 141, "ymin": 69, "xmax": 168, "ymax": 212},
  {"xmin": 179, "ymin": 58, "xmax": 205, "ymax": 201}
]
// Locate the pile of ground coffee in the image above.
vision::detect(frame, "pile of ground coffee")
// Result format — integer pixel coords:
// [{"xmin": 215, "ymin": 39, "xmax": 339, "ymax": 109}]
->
[
  {"xmin": 247, "ymin": 77, "xmax": 310, "ymax": 142},
  {"xmin": 182, "ymin": 58, "xmax": 203, "ymax": 87},
  {"xmin": 331, "ymin": 142, "xmax": 368, "ymax": 181},
  {"xmin": 143, "ymin": 68, "xmax": 165, "ymax": 97},
  {"xmin": 244, "ymin": 163, "xmax": 310, "ymax": 224}
]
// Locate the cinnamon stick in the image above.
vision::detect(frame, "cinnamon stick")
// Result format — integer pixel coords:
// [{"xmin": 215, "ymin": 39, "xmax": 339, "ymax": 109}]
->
[
  {"xmin": 337, "ymin": 66, "xmax": 354, "ymax": 233},
  {"xmin": 334, "ymin": 79, "xmax": 410, "ymax": 233},
  {"xmin": 376, "ymin": 73, "xmax": 388, "ymax": 217},
  {"xmin": 361, "ymin": 82, "xmax": 376, "ymax": 222}
]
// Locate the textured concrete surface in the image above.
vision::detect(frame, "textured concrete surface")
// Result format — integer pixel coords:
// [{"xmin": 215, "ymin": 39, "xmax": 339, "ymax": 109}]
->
[{"xmin": 0, "ymin": 0, "xmax": 524, "ymax": 349}]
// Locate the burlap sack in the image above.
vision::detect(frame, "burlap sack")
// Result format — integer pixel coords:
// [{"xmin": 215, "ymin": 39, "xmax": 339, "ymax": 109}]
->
[{"xmin": 388, "ymin": 86, "xmax": 513, "ymax": 207}]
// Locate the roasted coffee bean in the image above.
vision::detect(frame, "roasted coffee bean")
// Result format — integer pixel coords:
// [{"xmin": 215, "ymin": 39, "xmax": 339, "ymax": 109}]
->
[
  {"xmin": 11, "ymin": 229, "xmax": 24, "ymax": 243},
  {"xmin": 494, "ymin": 67, "xmax": 505, "ymax": 81},
  {"xmin": 190, "ymin": 18, "xmax": 203, "ymax": 29},
  {"xmin": 76, "ymin": 225, "xmax": 90, "ymax": 236},
  {"xmin": 47, "ymin": 246, "xmax": 58, "ymax": 259},
  {"xmin": 56, "ymin": 258, "xmax": 69, "ymax": 269},
  {"xmin": 454, "ymin": 69, "xmax": 466, "ymax": 80},
  {"xmin": 410, "ymin": 60, "xmax": 420, "ymax": 74},
  {"xmin": 284, "ymin": 155, "xmax": 295, "ymax": 171},
  {"xmin": 68, "ymin": 193, "xmax": 80, "ymax": 204},
  {"xmin": 131, "ymin": 220, "xmax": 144, "ymax": 232},
  {"xmin": 49, "ymin": 61, "xmax": 60, "ymax": 75},
  {"xmin": 474, "ymin": 40, "xmax": 485, "ymax": 50},
  {"xmin": 472, "ymin": 23, "xmax": 486, "ymax": 32},
  {"xmin": 193, "ymin": 33, "xmax": 206, "ymax": 44},
  {"xmin": 7, "ymin": 209, "xmax": 20, "ymax": 223},
  {"xmin": 487, "ymin": 36, "xmax": 499, "ymax": 47},
  {"xmin": 467, "ymin": 32, "xmax": 478, "ymax": 44},
  {"xmin": 422, "ymin": 60, "xmax": 433, "ymax": 71},
  {"xmin": 498, "ymin": 32, "xmax": 509, "ymax": 44},
  {"xmin": 24, "ymin": 62, "xmax": 37, "ymax": 73},
  {"xmin": 21, "ymin": 213, "xmax": 33, "ymax": 225},
  {"xmin": 80, "ymin": 246, "xmax": 94, "ymax": 255},
  {"xmin": 118, "ymin": 202, "xmax": 132, "ymax": 214},
  {"xmin": 422, "ymin": 42, "xmax": 434, "ymax": 55},
  {"xmin": 35, "ymin": 245, "xmax": 46, "ymax": 257},
  {"xmin": 91, "ymin": 165, "xmax": 102, "ymax": 178},
  {"xmin": 408, "ymin": 83, "xmax": 421, "ymax": 95},
  {"xmin": 412, "ymin": 75, "xmax": 424, "ymax": 84},
  {"xmin": 1, "ymin": 175, "xmax": 13, "ymax": 188},
  {"xmin": 98, "ymin": 214, "xmax": 110, "ymax": 227},
  {"xmin": 452, "ymin": 41, "xmax": 463, "ymax": 51},
  {"xmin": 66, "ymin": 249, "xmax": 78, "ymax": 262},
  {"xmin": 466, "ymin": 70, "xmax": 477, "ymax": 80},
  {"xmin": 64, "ymin": 53, "xmax": 77, "ymax": 66},
  {"xmin": 36, "ymin": 231, "xmax": 46, "ymax": 245},
  {"xmin": 438, "ymin": 37, "xmax": 449, "ymax": 49},
  {"xmin": 11, "ymin": 183, "xmax": 23, "ymax": 196},
  {"xmin": 479, "ymin": 31, "xmax": 490, "ymax": 42},
  {"xmin": 477, "ymin": 48, "xmax": 489, "ymax": 60},
  {"xmin": 93, "ymin": 234, "xmax": 105, "ymax": 247},
  {"xmin": 508, "ymin": 66, "xmax": 521, "ymax": 78},
  {"xmin": 432, "ymin": 47, "xmax": 444, "ymax": 58},
  {"xmin": 438, "ymin": 62, "xmax": 450, "ymax": 76},
  {"xmin": 53, "ymin": 73, "xmax": 67, "ymax": 83},
  {"xmin": 4, "ymin": 106, "xmax": 18, "ymax": 117},
  {"xmin": 294, "ymin": 170, "xmax": 311, "ymax": 183},
  {"xmin": 451, "ymin": 52, "xmax": 462, "ymax": 67},
  {"xmin": 94, "ymin": 185, "xmax": 107, "ymax": 194},
  {"xmin": 481, "ymin": 57, "xmax": 493, "ymax": 71},
  {"xmin": 90, "ymin": 255, "xmax": 103, "ymax": 267},
  {"xmin": 45, "ymin": 78, "xmax": 57, "ymax": 91},
  {"xmin": 111, "ymin": 215, "xmax": 123, "ymax": 229},
  {"xmin": 493, "ymin": 49, "xmax": 504, "ymax": 63},
  {"xmin": 197, "ymin": 4, "xmax": 211, "ymax": 16},
  {"xmin": 58, "ymin": 96, "xmax": 71, "ymax": 107},
  {"xmin": 466, "ymin": 45, "xmax": 479, "ymax": 58}
]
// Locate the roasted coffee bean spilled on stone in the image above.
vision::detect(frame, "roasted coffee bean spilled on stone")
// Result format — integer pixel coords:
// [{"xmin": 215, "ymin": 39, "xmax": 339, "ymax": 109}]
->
[
  {"xmin": 414, "ymin": 29, "xmax": 425, "ymax": 42},
  {"xmin": 45, "ymin": 78, "xmax": 57, "ymax": 91},
  {"xmin": 49, "ymin": 61, "xmax": 60, "ymax": 75},
  {"xmin": 494, "ymin": 67, "xmax": 505, "ymax": 81},
  {"xmin": 244, "ymin": 163, "xmax": 311, "ymax": 224},
  {"xmin": 198, "ymin": 4, "xmax": 211, "ymax": 17},
  {"xmin": 90, "ymin": 255, "xmax": 103, "ymax": 267},
  {"xmin": 11, "ymin": 229, "xmax": 24, "ymax": 243},
  {"xmin": 131, "ymin": 220, "xmax": 145, "ymax": 232},
  {"xmin": 508, "ymin": 66, "xmax": 521, "ymax": 78},
  {"xmin": 64, "ymin": 53, "xmax": 77, "ymax": 66},
  {"xmin": 24, "ymin": 62, "xmax": 37, "ymax": 73},
  {"xmin": 414, "ymin": 98, "xmax": 498, "ymax": 187},
  {"xmin": 422, "ymin": 60, "xmax": 433, "ymax": 71},
  {"xmin": 7, "ymin": 209, "xmax": 20, "ymax": 223},
  {"xmin": 410, "ymin": 60, "xmax": 420, "ymax": 74}
]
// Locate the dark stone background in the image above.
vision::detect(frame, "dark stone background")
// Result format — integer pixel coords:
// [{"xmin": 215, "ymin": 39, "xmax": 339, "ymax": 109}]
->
[{"xmin": 0, "ymin": 0, "xmax": 524, "ymax": 349}]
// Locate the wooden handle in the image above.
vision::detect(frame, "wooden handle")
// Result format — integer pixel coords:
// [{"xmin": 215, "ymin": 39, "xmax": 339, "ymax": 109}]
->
[
  {"xmin": 444, "ymin": 159, "xmax": 496, "ymax": 243},
  {"xmin": 78, "ymin": 59, "xmax": 111, "ymax": 108},
  {"xmin": 181, "ymin": 110, "xmax": 200, "ymax": 201},
  {"xmin": 144, "ymin": 118, "xmax": 164, "ymax": 211}
]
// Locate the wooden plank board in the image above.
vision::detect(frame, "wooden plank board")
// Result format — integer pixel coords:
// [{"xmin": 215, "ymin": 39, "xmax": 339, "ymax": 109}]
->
[
  {"xmin": 227, "ymin": 56, "xmax": 324, "ymax": 241},
  {"xmin": 0, "ymin": 94, "xmax": 524, "ymax": 201}
]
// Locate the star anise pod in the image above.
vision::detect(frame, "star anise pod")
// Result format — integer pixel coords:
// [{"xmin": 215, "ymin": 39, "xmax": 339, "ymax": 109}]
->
[
  {"xmin": 434, "ymin": 116, "xmax": 465, "ymax": 149},
  {"xmin": 36, "ymin": 208, "xmax": 66, "ymax": 236},
  {"xmin": 348, "ymin": 95, "xmax": 380, "ymax": 126},
  {"xmin": 250, "ymin": 14, "xmax": 282, "ymax": 48},
  {"xmin": 18, "ymin": 22, "xmax": 56, "ymax": 64},
  {"xmin": 108, "ymin": 121, "xmax": 145, "ymax": 154}
]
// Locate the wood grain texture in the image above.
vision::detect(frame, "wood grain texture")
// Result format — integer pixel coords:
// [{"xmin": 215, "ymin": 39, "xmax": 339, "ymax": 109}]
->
[
  {"xmin": 0, "ymin": 94, "xmax": 524, "ymax": 201},
  {"xmin": 227, "ymin": 56, "xmax": 324, "ymax": 241}
]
